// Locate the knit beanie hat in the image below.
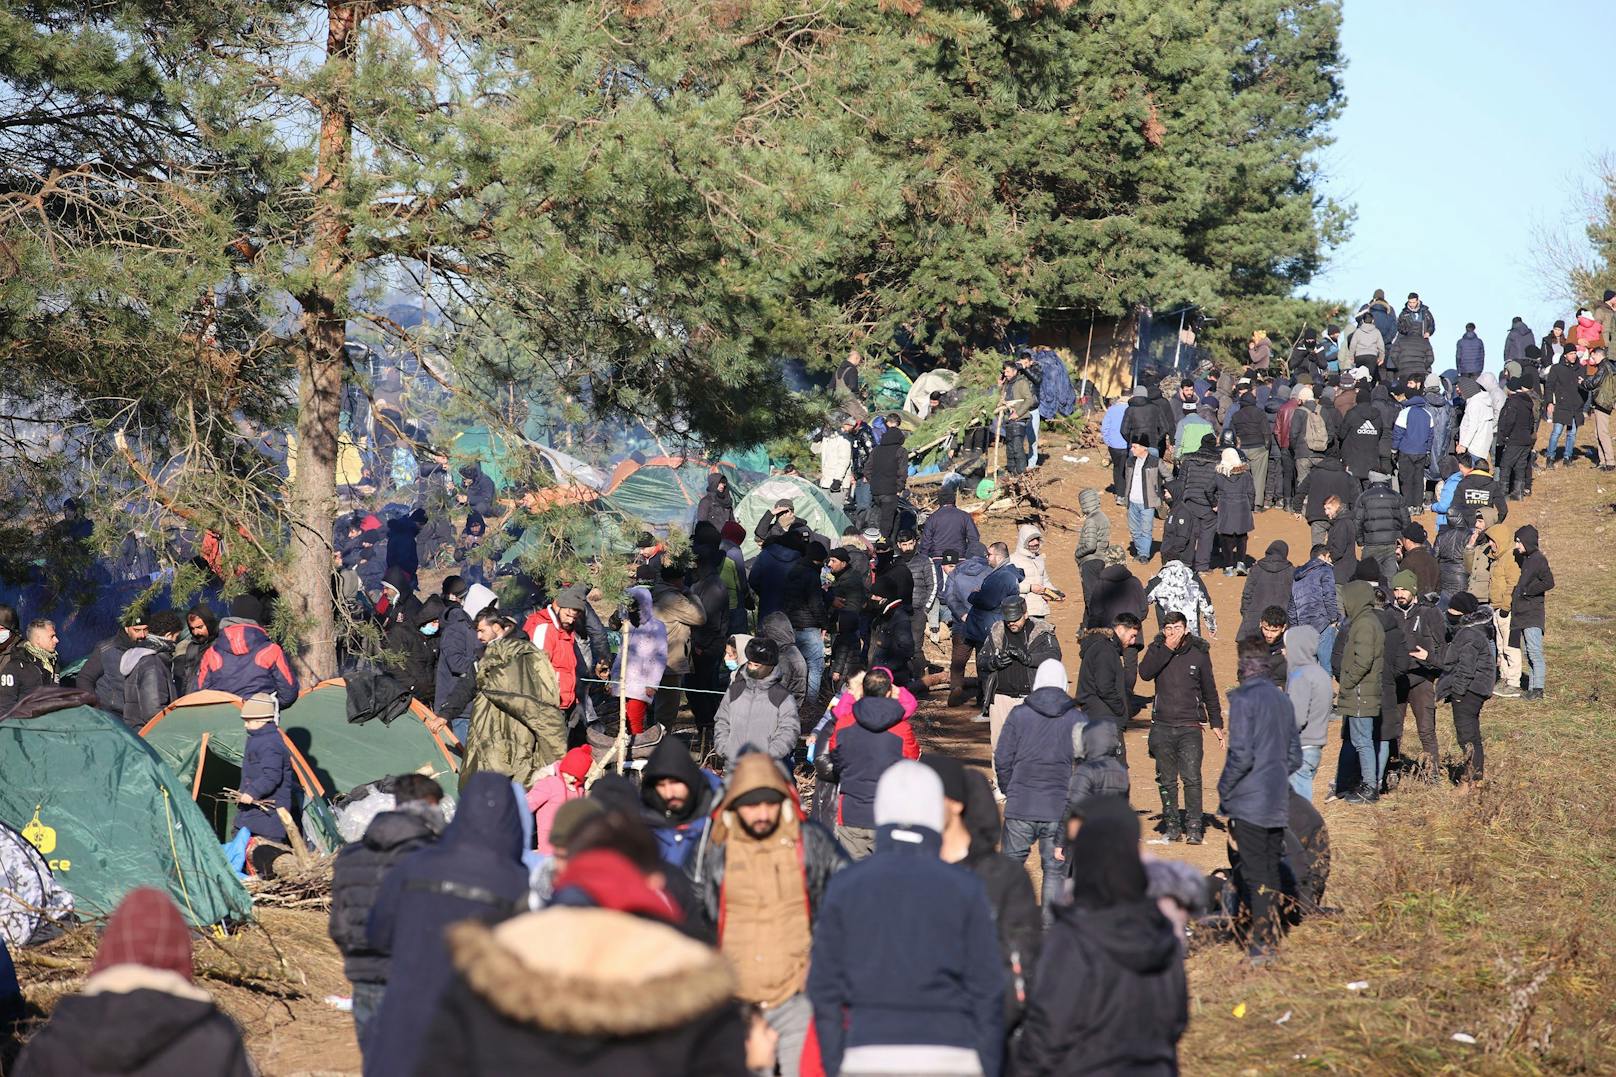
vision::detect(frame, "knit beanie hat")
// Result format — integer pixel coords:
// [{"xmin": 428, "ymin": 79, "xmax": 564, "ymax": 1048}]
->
[
  {"xmin": 1391, "ymin": 570, "xmax": 1418, "ymax": 594},
  {"xmin": 92, "ymin": 887, "xmax": 193, "ymax": 979},
  {"xmin": 720, "ymin": 521, "xmax": 746, "ymax": 545},
  {"xmin": 920, "ymin": 754, "xmax": 968, "ymax": 804},
  {"xmin": 549, "ymin": 799, "xmax": 604, "ymax": 851},
  {"xmin": 874, "ymin": 760, "xmax": 945, "ymax": 834},
  {"xmin": 1449, "ymin": 592, "xmax": 1479, "ymax": 615},
  {"xmin": 1351, "ymin": 559, "xmax": 1382, "ymax": 583},
  {"xmin": 558, "ymin": 745, "xmax": 594, "ymax": 784},
  {"xmin": 1402, "ymin": 522, "xmax": 1427, "ymax": 543},
  {"xmin": 230, "ymin": 594, "xmax": 265, "ymax": 623}
]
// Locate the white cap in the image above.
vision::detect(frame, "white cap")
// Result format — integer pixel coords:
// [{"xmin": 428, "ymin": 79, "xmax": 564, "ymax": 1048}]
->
[
  {"xmin": 464, "ymin": 583, "xmax": 498, "ymax": 619},
  {"xmin": 874, "ymin": 760, "xmax": 945, "ymax": 834}
]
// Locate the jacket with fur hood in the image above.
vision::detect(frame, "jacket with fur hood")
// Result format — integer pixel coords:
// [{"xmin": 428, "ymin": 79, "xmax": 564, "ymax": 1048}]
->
[
  {"xmin": 1075, "ymin": 628, "xmax": 1127, "ymax": 722},
  {"xmin": 1282, "ymin": 626, "xmax": 1332, "ymax": 748},
  {"xmin": 416, "ymin": 902, "xmax": 747, "ymax": 1076},
  {"xmin": 1237, "ymin": 541, "xmax": 1294, "ymax": 640},
  {"xmin": 1010, "ymin": 523, "xmax": 1054, "ymax": 618}
]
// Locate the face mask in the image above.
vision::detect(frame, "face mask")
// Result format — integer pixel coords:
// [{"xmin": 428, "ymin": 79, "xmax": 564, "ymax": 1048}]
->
[
  {"xmin": 724, "ymin": 659, "xmax": 739, "ymax": 672},
  {"xmin": 1445, "ymin": 612, "xmax": 1461, "ymax": 626},
  {"xmin": 421, "ymin": 623, "xmax": 440, "ymax": 637},
  {"xmin": 0, "ymin": 629, "xmax": 10, "ymax": 645}
]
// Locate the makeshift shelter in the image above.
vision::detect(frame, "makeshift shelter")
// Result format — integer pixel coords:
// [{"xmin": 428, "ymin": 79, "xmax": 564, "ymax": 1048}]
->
[
  {"xmin": 904, "ymin": 369, "xmax": 960, "ymax": 419},
  {"xmin": 138, "ymin": 691, "xmax": 342, "ymax": 852},
  {"xmin": 0, "ymin": 693, "xmax": 252, "ymax": 927},
  {"xmin": 451, "ymin": 425, "xmax": 521, "ymax": 491},
  {"xmin": 736, "ymin": 475, "xmax": 854, "ymax": 556},
  {"xmin": 868, "ymin": 365, "xmax": 915, "ymax": 416}
]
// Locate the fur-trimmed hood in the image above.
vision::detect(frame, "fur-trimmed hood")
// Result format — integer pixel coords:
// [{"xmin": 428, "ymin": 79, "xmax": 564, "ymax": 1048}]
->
[{"xmin": 446, "ymin": 907, "xmax": 736, "ymax": 1036}]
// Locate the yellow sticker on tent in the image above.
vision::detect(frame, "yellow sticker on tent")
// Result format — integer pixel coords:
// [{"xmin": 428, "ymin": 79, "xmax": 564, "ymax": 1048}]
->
[{"xmin": 23, "ymin": 805, "xmax": 56, "ymax": 855}]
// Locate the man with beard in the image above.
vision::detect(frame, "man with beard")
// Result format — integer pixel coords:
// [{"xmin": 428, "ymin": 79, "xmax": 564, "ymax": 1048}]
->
[
  {"xmin": 639, "ymin": 739, "xmax": 721, "ymax": 875},
  {"xmin": 693, "ymin": 752, "xmax": 847, "ymax": 1077}
]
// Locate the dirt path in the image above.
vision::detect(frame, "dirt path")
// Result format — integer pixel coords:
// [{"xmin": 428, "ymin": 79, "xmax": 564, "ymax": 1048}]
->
[{"xmin": 913, "ymin": 447, "xmax": 1414, "ymax": 877}]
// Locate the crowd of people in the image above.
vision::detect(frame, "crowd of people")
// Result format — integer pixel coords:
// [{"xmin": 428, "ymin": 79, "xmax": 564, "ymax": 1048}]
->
[{"xmin": 5, "ymin": 290, "xmax": 1591, "ymax": 1075}]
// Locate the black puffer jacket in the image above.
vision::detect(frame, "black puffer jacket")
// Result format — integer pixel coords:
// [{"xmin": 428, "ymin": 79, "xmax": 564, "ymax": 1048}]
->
[
  {"xmin": 328, "ymin": 804, "xmax": 443, "ymax": 984},
  {"xmin": 865, "ymin": 426, "xmax": 908, "ymax": 496},
  {"xmin": 1172, "ymin": 443, "xmax": 1221, "ymax": 510},
  {"xmin": 960, "ymin": 769, "xmax": 1043, "ymax": 1036},
  {"xmin": 1352, "ymin": 481, "xmax": 1407, "ymax": 549},
  {"xmin": 1432, "ymin": 529, "xmax": 1471, "ymax": 597},
  {"xmin": 1510, "ymin": 526, "xmax": 1554, "ymax": 634},
  {"xmin": 1301, "ymin": 457, "xmax": 1359, "ymax": 522},
  {"xmin": 118, "ymin": 638, "xmax": 177, "ymax": 731},
  {"xmin": 1436, "ymin": 609, "xmax": 1495, "ymax": 701},
  {"xmin": 1121, "ymin": 396, "xmax": 1168, "ymax": 449},
  {"xmin": 1068, "ymin": 719, "xmax": 1129, "ymax": 802}
]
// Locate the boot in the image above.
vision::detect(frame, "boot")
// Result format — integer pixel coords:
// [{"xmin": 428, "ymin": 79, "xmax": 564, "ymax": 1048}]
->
[
  {"xmin": 1342, "ymin": 783, "xmax": 1379, "ymax": 804},
  {"xmin": 1161, "ymin": 811, "xmax": 1183, "ymax": 843},
  {"xmin": 1185, "ymin": 820, "xmax": 1204, "ymax": 845}
]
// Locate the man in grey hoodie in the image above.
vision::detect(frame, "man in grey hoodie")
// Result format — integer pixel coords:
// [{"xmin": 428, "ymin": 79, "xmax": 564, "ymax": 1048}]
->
[
  {"xmin": 713, "ymin": 637, "xmax": 800, "ymax": 768},
  {"xmin": 1283, "ymin": 625, "xmax": 1332, "ymax": 801}
]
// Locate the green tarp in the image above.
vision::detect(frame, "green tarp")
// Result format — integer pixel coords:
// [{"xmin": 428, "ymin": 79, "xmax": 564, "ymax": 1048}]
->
[
  {"xmin": 280, "ymin": 682, "xmax": 460, "ymax": 801},
  {"xmin": 736, "ymin": 475, "xmax": 854, "ymax": 557},
  {"xmin": 0, "ymin": 705, "xmax": 252, "ymax": 927},
  {"xmin": 601, "ymin": 459, "xmax": 758, "ymax": 531},
  {"xmin": 451, "ymin": 425, "xmax": 519, "ymax": 491}
]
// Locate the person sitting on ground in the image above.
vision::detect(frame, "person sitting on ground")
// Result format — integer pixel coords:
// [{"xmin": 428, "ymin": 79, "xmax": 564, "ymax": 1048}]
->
[
  {"xmin": 328, "ymin": 774, "xmax": 446, "ymax": 1045},
  {"xmin": 1015, "ymin": 797, "xmax": 1188, "ymax": 1077},
  {"xmin": 13, "ymin": 888, "xmax": 254, "ymax": 1076}
]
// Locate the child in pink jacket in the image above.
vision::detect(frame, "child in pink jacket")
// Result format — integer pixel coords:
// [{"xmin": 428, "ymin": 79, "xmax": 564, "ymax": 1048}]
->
[{"xmin": 527, "ymin": 745, "xmax": 594, "ymax": 854}]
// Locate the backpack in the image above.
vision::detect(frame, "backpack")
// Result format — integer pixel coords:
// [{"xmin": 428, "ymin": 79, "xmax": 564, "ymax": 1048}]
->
[
  {"xmin": 1302, "ymin": 406, "xmax": 1329, "ymax": 452},
  {"xmin": 1596, "ymin": 369, "xmax": 1616, "ymax": 412}
]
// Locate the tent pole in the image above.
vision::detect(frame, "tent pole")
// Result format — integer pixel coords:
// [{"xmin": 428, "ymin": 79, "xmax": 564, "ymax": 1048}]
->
[
  {"xmin": 1080, "ymin": 318, "xmax": 1095, "ymax": 398},
  {"xmin": 191, "ymin": 732, "xmax": 210, "ymax": 800}
]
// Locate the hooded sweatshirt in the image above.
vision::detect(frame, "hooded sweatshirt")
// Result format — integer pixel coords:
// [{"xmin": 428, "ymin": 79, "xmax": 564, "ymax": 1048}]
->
[
  {"xmin": 611, "ymin": 586, "xmax": 668, "ymax": 703},
  {"xmin": 639, "ymin": 739, "xmax": 720, "ymax": 869},
  {"xmin": 1510, "ymin": 525, "xmax": 1554, "ymax": 634},
  {"xmin": 1283, "ymin": 626, "xmax": 1332, "ymax": 748},
  {"xmin": 713, "ymin": 662, "xmax": 800, "ymax": 764},
  {"xmin": 1010, "ymin": 523, "xmax": 1053, "ymax": 618}
]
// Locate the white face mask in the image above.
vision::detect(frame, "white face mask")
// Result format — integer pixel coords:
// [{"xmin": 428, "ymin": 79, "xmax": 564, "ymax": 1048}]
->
[{"xmin": 0, "ymin": 629, "xmax": 10, "ymax": 645}]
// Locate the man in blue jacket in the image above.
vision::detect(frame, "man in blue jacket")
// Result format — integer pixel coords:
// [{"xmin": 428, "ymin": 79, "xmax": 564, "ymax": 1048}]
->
[
  {"xmin": 1217, "ymin": 639, "xmax": 1303, "ymax": 964},
  {"xmin": 1100, "ymin": 396, "xmax": 1130, "ymax": 505},
  {"xmin": 809, "ymin": 761, "xmax": 1004, "ymax": 1077},
  {"xmin": 1392, "ymin": 389, "xmax": 1436, "ymax": 512}
]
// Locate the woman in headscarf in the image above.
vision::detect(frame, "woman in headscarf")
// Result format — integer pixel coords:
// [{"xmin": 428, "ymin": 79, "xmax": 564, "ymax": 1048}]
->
[
  {"xmin": 1015, "ymin": 798, "xmax": 1189, "ymax": 1077},
  {"xmin": 1213, "ymin": 447, "xmax": 1256, "ymax": 576}
]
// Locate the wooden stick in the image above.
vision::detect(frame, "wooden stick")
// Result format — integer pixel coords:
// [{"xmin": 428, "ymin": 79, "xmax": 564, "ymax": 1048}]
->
[
  {"xmin": 275, "ymin": 808, "xmax": 311, "ymax": 864},
  {"xmin": 191, "ymin": 732, "xmax": 210, "ymax": 800}
]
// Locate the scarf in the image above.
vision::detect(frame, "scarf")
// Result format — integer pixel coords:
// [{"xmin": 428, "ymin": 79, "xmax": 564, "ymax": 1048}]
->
[{"xmin": 22, "ymin": 642, "xmax": 57, "ymax": 679}]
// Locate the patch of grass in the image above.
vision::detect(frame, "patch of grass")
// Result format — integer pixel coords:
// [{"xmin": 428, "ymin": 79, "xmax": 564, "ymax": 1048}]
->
[{"xmin": 1182, "ymin": 471, "xmax": 1616, "ymax": 1074}]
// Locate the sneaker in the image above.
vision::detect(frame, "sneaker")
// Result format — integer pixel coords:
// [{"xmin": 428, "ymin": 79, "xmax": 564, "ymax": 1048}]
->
[
  {"xmin": 1523, "ymin": 688, "xmax": 1544, "ymax": 701},
  {"xmin": 1222, "ymin": 566, "xmax": 1235, "ymax": 577},
  {"xmin": 971, "ymin": 712, "xmax": 992, "ymax": 723},
  {"xmin": 1493, "ymin": 681, "xmax": 1522, "ymax": 698},
  {"xmin": 1342, "ymin": 785, "xmax": 1379, "ymax": 805},
  {"xmin": 1185, "ymin": 829, "xmax": 1204, "ymax": 846}
]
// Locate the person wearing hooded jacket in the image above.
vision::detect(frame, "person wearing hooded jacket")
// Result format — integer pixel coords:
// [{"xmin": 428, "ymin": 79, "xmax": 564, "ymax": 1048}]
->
[
  {"xmin": 1084, "ymin": 550, "xmax": 1147, "ymax": 631},
  {"xmin": 928, "ymin": 755, "xmax": 1041, "ymax": 1059},
  {"xmin": 692, "ymin": 752, "xmax": 848, "ymax": 1077},
  {"xmin": 1014, "ymin": 797, "xmax": 1188, "ymax": 1076},
  {"xmin": 823, "ymin": 667, "xmax": 919, "ymax": 859},
  {"xmin": 1283, "ymin": 625, "xmax": 1332, "ymax": 801},
  {"xmin": 1510, "ymin": 526, "xmax": 1553, "ymax": 700},
  {"xmin": 994, "ymin": 659, "xmax": 1082, "ymax": 913},
  {"xmin": 608, "ymin": 585, "xmax": 667, "ymax": 736},
  {"xmin": 809, "ymin": 762, "xmax": 1005, "ymax": 1077},
  {"xmin": 1076, "ymin": 614, "xmax": 1139, "ymax": 727},
  {"xmin": 432, "ymin": 576, "xmax": 478, "ymax": 732},
  {"xmin": 713, "ymin": 636, "xmax": 800, "ymax": 767},
  {"xmin": 1389, "ymin": 573, "xmax": 1445, "ymax": 776},
  {"xmin": 640, "ymin": 739, "xmax": 722, "ymax": 873},
  {"xmin": 694, "ymin": 472, "xmax": 736, "ymax": 534},
  {"xmin": 1388, "ymin": 295, "xmax": 1436, "ymax": 378},
  {"xmin": 1332, "ymin": 581, "xmax": 1385, "ymax": 804},
  {"xmin": 459, "ymin": 613, "xmax": 566, "ymax": 786},
  {"xmin": 1237, "ymin": 540, "xmax": 1294, "ymax": 641},
  {"xmin": 328, "ymin": 774, "xmax": 445, "ymax": 1043},
  {"xmin": 1503, "ymin": 316, "xmax": 1536, "ymax": 367},
  {"xmin": 456, "ymin": 461, "xmax": 496, "ymax": 518},
  {"xmin": 1218, "ymin": 639, "xmax": 1304, "ymax": 959},
  {"xmin": 1433, "ymin": 592, "xmax": 1494, "ymax": 786},
  {"xmin": 864, "ymin": 418, "xmax": 908, "ymax": 541},
  {"xmin": 362, "ymin": 772, "xmax": 529, "ymax": 1077},
  {"xmin": 192, "ymin": 595, "xmax": 300, "ymax": 709},
  {"xmin": 13, "ymin": 888, "xmax": 254, "ymax": 1077},
  {"xmin": 415, "ymin": 842, "xmax": 747, "ymax": 1077},
  {"xmin": 171, "ymin": 604, "xmax": 218, "ymax": 698},
  {"xmin": 1009, "ymin": 523, "xmax": 1057, "ymax": 619},
  {"xmin": 117, "ymin": 610, "xmax": 182, "ymax": 731}
]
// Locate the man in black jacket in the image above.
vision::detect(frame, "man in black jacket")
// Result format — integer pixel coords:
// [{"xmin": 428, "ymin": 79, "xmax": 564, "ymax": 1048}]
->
[
  {"xmin": 980, "ymin": 596, "xmax": 1061, "ymax": 760},
  {"xmin": 1300, "ymin": 455, "xmax": 1360, "ymax": 549},
  {"xmin": 328, "ymin": 774, "xmax": 445, "ymax": 1044},
  {"xmin": 1511, "ymin": 526, "xmax": 1554, "ymax": 701},
  {"xmin": 68, "ymin": 616, "xmax": 150, "ymax": 716},
  {"xmin": 1139, "ymin": 612, "xmax": 1223, "ymax": 844},
  {"xmin": 1228, "ymin": 389, "xmax": 1272, "ymax": 508},
  {"xmin": 1170, "ymin": 436, "xmax": 1221, "ymax": 573},
  {"xmin": 1121, "ymin": 387, "xmax": 1169, "ymax": 456},
  {"xmin": 1389, "ymin": 572, "xmax": 1444, "ymax": 776},
  {"xmin": 1451, "ymin": 454, "xmax": 1507, "ymax": 531},
  {"xmin": 898, "ymin": 529, "xmax": 937, "ymax": 686},
  {"xmin": 1495, "ymin": 377, "xmax": 1537, "ymax": 499},
  {"xmin": 118, "ymin": 610, "xmax": 184, "ymax": 730},
  {"xmin": 865, "ymin": 415, "xmax": 908, "ymax": 543},
  {"xmin": 1353, "ymin": 474, "xmax": 1408, "ymax": 583},
  {"xmin": 1076, "ymin": 614, "xmax": 1140, "ymax": 727}
]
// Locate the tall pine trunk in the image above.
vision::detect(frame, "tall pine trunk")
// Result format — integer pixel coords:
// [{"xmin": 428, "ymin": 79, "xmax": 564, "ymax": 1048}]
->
[{"xmin": 285, "ymin": 2, "xmax": 359, "ymax": 683}]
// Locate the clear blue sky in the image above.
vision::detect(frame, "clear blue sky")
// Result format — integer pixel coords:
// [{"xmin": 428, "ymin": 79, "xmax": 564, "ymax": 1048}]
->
[{"xmin": 1307, "ymin": 0, "xmax": 1609, "ymax": 371}]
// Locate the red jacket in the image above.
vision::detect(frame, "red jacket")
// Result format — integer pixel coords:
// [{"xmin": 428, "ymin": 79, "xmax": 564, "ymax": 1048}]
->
[
  {"xmin": 196, "ymin": 620, "xmax": 299, "ymax": 708},
  {"xmin": 522, "ymin": 606, "xmax": 579, "ymax": 710}
]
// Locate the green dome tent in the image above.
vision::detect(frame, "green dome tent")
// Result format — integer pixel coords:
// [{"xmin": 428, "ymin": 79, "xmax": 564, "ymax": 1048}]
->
[
  {"xmin": 598, "ymin": 456, "xmax": 762, "ymax": 533},
  {"xmin": 140, "ymin": 681, "xmax": 460, "ymax": 849},
  {"xmin": 736, "ymin": 475, "xmax": 855, "ymax": 557},
  {"xmin": 0, "ymin": 694, "xmax": 252, "ymax": 928}
]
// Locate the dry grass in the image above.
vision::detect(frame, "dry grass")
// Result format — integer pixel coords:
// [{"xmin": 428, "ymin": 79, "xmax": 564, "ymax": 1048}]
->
[{"xmin": 1181, "ymin": 469, "xmax": 1616, "ymax": 1074}]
